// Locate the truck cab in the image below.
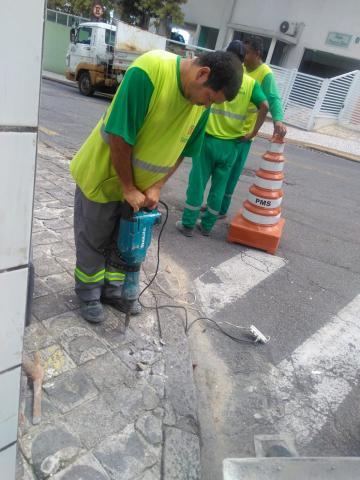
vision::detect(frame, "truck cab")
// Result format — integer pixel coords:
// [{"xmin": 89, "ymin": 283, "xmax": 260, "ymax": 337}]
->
[{"xmin": 66, "ymin": 22, "xmax": 118, "ymax": 96}]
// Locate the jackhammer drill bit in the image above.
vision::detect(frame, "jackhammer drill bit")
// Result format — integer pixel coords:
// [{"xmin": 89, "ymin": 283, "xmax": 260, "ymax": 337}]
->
[{"xmin": 124, "ymin": 301, "xmax": 131, "ymax": 332}]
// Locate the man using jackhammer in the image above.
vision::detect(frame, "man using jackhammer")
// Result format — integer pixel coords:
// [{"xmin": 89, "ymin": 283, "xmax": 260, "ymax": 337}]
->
[
  {"xmin": 70, "ymin": 49, "xmax": 243, "ymax": 323},
  {"xmin": 176, "ymin": 40, "xmax": 269, "ymax": 236}
]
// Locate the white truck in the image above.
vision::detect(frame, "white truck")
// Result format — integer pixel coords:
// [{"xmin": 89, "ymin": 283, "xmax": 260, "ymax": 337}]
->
[
  {"xmin": 66, "ymin": 21, "xmax": 166, "ymax": 96},
  {"xmin": 66, "ymin": 20, "xmax": 210, "ymax": 96}
]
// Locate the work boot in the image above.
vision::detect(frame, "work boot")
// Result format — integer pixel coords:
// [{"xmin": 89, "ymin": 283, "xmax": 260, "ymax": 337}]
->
[
  {"xmin": 101, "ymin": 296, "xmax": 142, "ymax": 315},
  {"xmin": 80, "ymin": 300, "xmax": 105, "ymax": 324},
  {"xmin": 176, "ymin": 220, "xmax": 194, "ymax": 237},
  {"xmin": 196, "ymin": 222, "xmax": 211, "ymax": 236}
]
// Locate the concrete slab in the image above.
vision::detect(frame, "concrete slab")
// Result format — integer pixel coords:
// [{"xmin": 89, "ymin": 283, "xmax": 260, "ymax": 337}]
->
[{"xmin": 223, "ymin": 457, "xmax": 360, "ymax": 480}]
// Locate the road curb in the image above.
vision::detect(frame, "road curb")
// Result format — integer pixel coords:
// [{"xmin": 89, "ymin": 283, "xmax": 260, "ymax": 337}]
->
[
  {"xmin": 42, "ymin": 73, "xmax": 77, "ymax": 89},
  {"xmin": 42, "ymin": 73, "xmax": 114, "ymax": 100},
  {"xmin": 258, "ymin": 132, "xmax": 360, "ymax": 163},
  {"xmin": 145, "ymin": 253, "xmax": 202, "ymax": 478}
]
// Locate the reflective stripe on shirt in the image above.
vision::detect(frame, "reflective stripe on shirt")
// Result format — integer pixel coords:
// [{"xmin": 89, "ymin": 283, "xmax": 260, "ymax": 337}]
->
[
  {"xmin": 132, "ymin": 157, "xmax": 172, "ymax": 173},
  {"xmin": 101, "ymin": 122, "xmax": 171, "ymax": 173},
  {"xmin": 210, "ymin": 108, "xmax": 247, "ymax": 121}
]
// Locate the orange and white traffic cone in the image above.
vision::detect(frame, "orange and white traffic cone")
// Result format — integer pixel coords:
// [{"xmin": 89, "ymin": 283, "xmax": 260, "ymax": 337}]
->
[{"xmin": 227, "ymin": 135, "xmax": 286, "ymax": 254}]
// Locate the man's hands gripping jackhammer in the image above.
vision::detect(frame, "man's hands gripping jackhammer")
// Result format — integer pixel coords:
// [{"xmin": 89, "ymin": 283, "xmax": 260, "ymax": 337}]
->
[{"xmin": 123, "ymin": 185, "xmax": 161, "ymax": 212}]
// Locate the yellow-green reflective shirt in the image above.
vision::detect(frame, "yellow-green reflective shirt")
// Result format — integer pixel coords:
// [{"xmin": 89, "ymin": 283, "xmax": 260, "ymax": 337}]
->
[
  {"xmin": 206, "ymin": 74, "xmax": 266, "ymax": 139},
  {"xmin": 243, "ymin": 63, "xmax": 283, "ymax": 134},
  {"xmin": 70, "ymin": 50, "xmax": 208, "ymax": 203}
]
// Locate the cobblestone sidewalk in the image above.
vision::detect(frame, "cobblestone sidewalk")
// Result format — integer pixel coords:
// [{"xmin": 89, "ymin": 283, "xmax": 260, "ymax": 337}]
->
[{"xmin": 17, "ymin": 142, "xmax": 200, "ymax": 480}]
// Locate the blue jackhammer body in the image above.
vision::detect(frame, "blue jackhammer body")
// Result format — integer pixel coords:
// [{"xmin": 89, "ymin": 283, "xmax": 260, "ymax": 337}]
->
[{"xmin": 117, "ymin": 207, "xmax": 161, "ymax": 308}]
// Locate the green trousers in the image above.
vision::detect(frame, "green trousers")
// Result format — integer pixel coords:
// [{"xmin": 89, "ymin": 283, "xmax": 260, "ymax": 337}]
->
[
  {"xmin": 220, "ymin": 140, "xmax": 252, "ymax": 216},
  {"xmin": 182, "ymin": 134, "xmax": 237, "ymax": 232}
]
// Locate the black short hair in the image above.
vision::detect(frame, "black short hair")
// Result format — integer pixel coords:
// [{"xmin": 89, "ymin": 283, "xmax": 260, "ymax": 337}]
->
[
  {"xmin": 196, "ymin": 51, "xmax": 243, "ymax": 101},
  {"xmin": 244, "ymin": 36, "xmax": 264, "ymax": 58},
  {"xmin": 226, "ymin": 40, "xmax": 245, "ymax": 62}
]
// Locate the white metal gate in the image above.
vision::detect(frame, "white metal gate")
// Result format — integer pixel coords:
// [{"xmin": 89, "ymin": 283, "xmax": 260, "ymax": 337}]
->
[
  {"xmin": 271, "ymin": 65, "xmax": 325, "ymax": 130},
  {"xmin": 338, "ymin": 71, "xmax": 360, "ymax": 131},
  {"xmin": 271, "ymin": 65, "xmax": 360, "ymax": 131}
]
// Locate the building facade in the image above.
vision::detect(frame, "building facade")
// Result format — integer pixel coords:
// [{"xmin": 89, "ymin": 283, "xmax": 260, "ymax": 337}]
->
[{"xmin": 181, "ymin": 0, "xmax": 360, "ymax": 77}]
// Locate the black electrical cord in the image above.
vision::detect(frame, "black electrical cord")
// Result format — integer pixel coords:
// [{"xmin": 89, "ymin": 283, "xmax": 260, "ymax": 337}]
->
[
  {"xmin": 138, "ymin": 200, "xmax": 169, "ymax": 301},
  {"xmin": 186, "ymin": 316, "xmax": 255, "ymax": 344},
  {"xmin": 138, "ymin": 200, "xmax": 259, "ymax": 345}
]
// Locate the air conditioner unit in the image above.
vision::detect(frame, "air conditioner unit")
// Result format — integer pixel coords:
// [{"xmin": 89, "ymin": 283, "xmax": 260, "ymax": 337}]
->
[{"xmin": 279, "ymin": 21, "xmax": 298, "ymax": 37}]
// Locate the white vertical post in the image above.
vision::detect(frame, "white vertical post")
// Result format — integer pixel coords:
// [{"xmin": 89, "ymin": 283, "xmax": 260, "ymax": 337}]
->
[
  {"xmin": 338, "ymin": 71, "xmax": 360, "ymax": 127},
  {"xmin": 265, "ymin": 37, "xmax": 277, "ymax": 64},
  {"xmin": 0, "ymin": 1, "xmax": 45, "ymax": 478},
  {"xmin": 307, "ymin": 78, "xmax": 329, "ymax": 131},
  {"xmin": 280, "ymin": 68, "xmax": 297, "ymax": 118},
  {"xmin": 193, "ymin": 23, "xmax": 201, "ymax": 46},
  {"xmin": 224, "ymin": 27, "xmax": 234, "ymax": 48},
  {"xmin": 215, "ymin": 0, "xmax": 237, "ymax": 49}
]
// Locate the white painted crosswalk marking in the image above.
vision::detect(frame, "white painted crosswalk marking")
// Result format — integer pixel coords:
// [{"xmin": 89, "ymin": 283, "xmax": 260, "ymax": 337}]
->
[
  {"xmin": 194, "ymin": 249, "xmax": 286, "ymax": 317},
  {"xmin": 194, "ymin": 249, "xmax": 360, "ymax": 447},
  {"xmin": 267, "ymin": 294, "xmax": 360, "ymax": 445}
]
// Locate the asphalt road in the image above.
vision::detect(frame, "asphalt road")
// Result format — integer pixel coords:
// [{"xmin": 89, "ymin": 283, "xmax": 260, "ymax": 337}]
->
[{"xmin": 40, "ymin": 79, "xmax": 360, "ymax": 479}]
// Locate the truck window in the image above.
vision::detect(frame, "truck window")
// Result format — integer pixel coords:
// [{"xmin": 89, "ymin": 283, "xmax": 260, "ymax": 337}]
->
[
  {"xmin": 105, "ymin": 29, "xmax": 116, "ymax": 46},
  {"xmin": 77, "ymin": 27, "xmax": 92, "ymax": 45}
]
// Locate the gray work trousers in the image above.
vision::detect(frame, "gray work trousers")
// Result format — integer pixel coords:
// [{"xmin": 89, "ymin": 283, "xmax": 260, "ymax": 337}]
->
[{"xmin": 74, "ymin": 186, "xmax": 125, "ymax": 302}]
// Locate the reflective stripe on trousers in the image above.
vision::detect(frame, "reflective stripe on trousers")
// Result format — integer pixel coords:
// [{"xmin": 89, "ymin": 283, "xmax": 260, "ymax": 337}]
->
[
  {"xmin": 75, "ymin": 268, "xmax": 125, "ymax": 284},
  {"xmin": 75, "ymin": 267, "xmax": 105, "ymax": 283},
  {"xmin": 207, "ymin": 206, "xmax": 219, "ymax": 216},
  {"xmin": 184, "ymin": 203, "xmax": 201, "ymax": 211}
]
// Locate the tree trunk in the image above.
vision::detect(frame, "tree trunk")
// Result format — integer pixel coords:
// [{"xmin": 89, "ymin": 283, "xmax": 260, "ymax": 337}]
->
[
  {"xmin": 158, "ymin": 15, "xmax": 171, "ymax": 37},
  {"xmin": 138, "ymin": 11, "xmax": 151, "ymax": 30}
]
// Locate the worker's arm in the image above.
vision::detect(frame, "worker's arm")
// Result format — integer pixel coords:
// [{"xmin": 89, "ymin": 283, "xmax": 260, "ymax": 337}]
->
[
  {"xmin": 144, "ymin": 156, "xmax": 184, "ymax": 209},
  {"xmin": 242, "ymin": 101, "xmax": 268, "ymax": 141},
  {"xmin": 108, "ymin": 134, "xmax": 145, "ymax": 211},
  {"xmin": 105, "ymin": 66, "xmax": 154, "ymax": 210},
  {"xmin": 261, "ymin": 72, "xmax": 287, "ymax": 137},
  {"xmin": 240, "ymin": 81, "xmax": 269, "ymax": 141},
  {"xmin": 144, "ymin": 109, "xmax": 210, "ymax": 209}
]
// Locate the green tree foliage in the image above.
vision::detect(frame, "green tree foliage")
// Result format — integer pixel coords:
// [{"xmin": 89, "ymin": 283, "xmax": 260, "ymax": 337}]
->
[
  {"xmin": 48, "ymin": 0, "xmax": 187, "ymax": 32},
  {"xmin": 120, "ymin": 0, "xmax": 186, "ymax": 29},
  {"xmin": 47, "ymin": 0, "xmax": 121, "ymax": 20}
]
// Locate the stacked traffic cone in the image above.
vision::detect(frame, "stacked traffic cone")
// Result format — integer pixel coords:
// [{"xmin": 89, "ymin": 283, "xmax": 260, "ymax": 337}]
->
[{"xmin": 227, "ymin": 135, "xmax": 286, "ymax": 254}]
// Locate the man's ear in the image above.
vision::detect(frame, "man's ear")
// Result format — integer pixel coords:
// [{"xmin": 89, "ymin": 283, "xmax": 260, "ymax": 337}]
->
[{"xmin": 195, "ymin": 66, "xmax": 211, "ymax": 82}]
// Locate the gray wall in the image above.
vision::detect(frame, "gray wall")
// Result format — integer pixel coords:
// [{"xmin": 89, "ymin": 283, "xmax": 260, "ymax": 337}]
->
[
  {"xmin": 43, "ymin": 20, "xmax": 71, "ymax": 74},
  {"xmin": 182, "ymin": 0, "xmax": 360, "ymax": 69},
  {"xmin": 0, "ymin": 0, "xmax": 44, "ymax": 476}
]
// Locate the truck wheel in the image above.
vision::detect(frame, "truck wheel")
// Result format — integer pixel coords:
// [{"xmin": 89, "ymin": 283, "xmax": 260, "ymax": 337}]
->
[{"xmin": 78, "ymin": 72, "xmax": 94, "ymax": 96}]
